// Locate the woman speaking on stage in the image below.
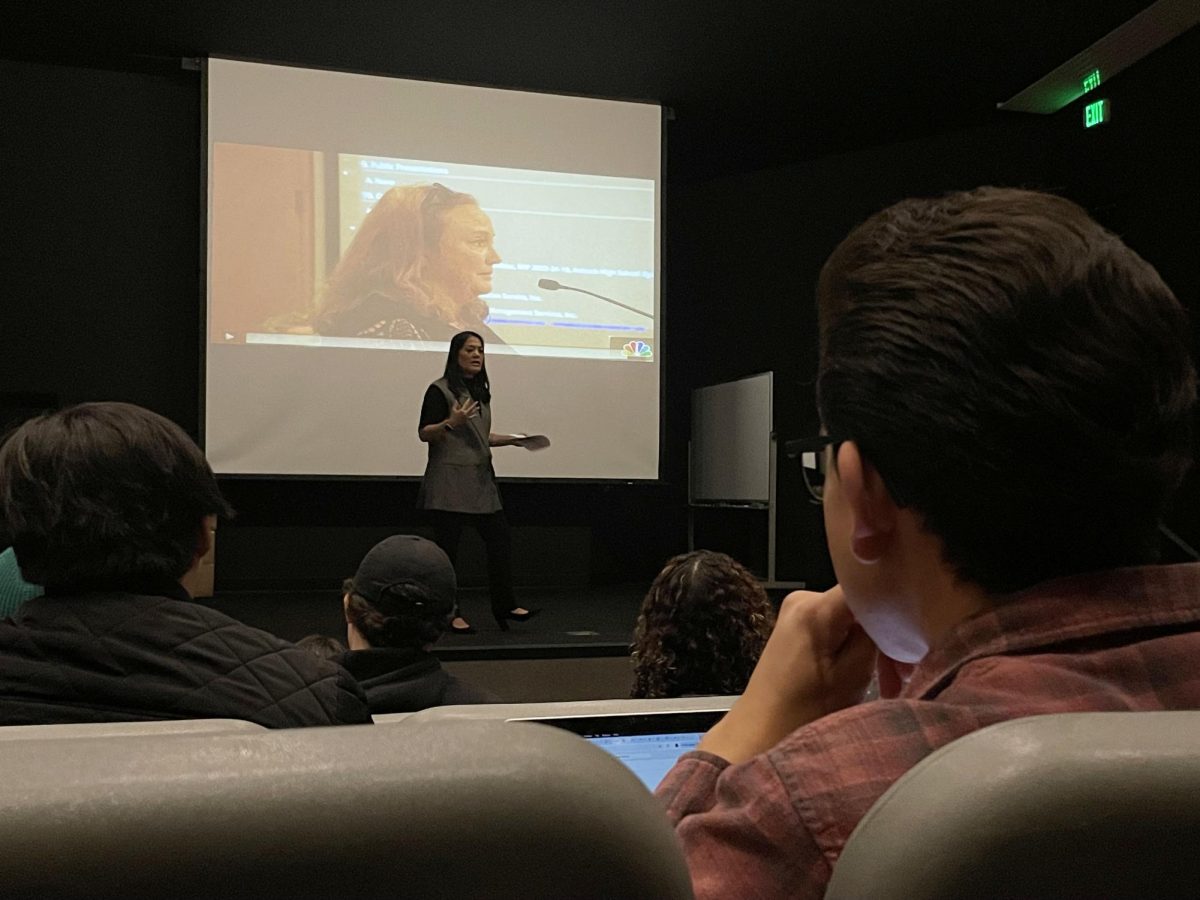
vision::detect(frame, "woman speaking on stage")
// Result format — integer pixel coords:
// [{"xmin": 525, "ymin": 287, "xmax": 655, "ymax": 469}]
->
[{"xmin": 418, "ymin": 331, "xmax": 546, "ymax": 634}]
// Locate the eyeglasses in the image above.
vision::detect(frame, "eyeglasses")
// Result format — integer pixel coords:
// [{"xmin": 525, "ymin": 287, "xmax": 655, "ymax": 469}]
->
[{"xmin": 784, "ymin": 435, "xmax": 844, "ymax": 504}]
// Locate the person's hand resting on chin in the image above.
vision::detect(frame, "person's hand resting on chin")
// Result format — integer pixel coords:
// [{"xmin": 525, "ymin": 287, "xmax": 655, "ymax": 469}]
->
[{"xmin": 698, "ymin": 584, "xmax": 876, "ymax": 765}]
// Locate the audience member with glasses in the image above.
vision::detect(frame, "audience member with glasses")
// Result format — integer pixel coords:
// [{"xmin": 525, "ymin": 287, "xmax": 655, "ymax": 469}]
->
[{"xmin": 655, "ymin": 187, "xmax": 1200, "ymax": 899}]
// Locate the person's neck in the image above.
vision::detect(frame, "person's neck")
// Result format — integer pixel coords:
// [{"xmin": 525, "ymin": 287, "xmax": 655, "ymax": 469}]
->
[
  {"xmin": 882, "ymin": 515, "xmax": 992, "ymax": 660},
  {"xmin": 914, "ymin": 567, "xmax": 991, "ymax": 650},
  {"xmin": 346, "ymin": 623, "xmax": 371, "ymax": 651}
]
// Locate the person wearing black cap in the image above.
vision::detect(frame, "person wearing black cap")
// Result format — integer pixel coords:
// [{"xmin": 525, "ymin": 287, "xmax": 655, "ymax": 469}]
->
[{"xmin": 340, "ymin": 535, "xmax": 497, "ymax": 713}]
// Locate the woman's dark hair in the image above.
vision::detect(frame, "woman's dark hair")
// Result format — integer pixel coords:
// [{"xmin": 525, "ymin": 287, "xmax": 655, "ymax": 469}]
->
[
  {"xmin": 344, "ymin": 580, "xmax": 453, "ymax": 649},
  {"xmin": 630, "ymin": 550, "xmax": 775, "ymax": 699},
  {"xmin": 443, "ymin": 330, "xmax": 491, "ymax": 404},
  {"xmin": 817, "ymin": 186, "xmax": 1196, "ymax": 595},
  {"xmin": 0, "ymin": 402, "xmax": 234, "ymax": 590}
]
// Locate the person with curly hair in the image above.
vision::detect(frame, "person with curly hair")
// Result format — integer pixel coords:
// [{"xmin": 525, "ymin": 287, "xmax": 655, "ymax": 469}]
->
[{"xmin": 631, "ymin": 550, "xmax": 775, "ymax": 699}]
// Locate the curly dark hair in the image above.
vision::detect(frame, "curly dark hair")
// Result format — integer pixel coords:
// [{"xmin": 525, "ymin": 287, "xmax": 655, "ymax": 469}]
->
[{"xmin": 630, "ymin": 550, "xmax": 775, "ymax": 699}]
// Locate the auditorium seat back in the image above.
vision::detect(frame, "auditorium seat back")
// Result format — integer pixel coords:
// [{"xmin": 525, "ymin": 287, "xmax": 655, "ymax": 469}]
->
[
  {"xmin": 0, "ymin": 718, "xmax": 266, "ymax": 741},
  {"xmin": 825, "ymin": 712, "xmax": 1200, "ymax": 899},
  {"xmin": 386, "ymin": 694, "xmax": 738, "ymax": 725},
  {"xmin": 0, "ymin": 719, "xmax": 693, "ymax": 899}
]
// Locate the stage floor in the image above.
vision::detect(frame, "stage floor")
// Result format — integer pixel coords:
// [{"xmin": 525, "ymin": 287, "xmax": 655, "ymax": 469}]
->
[{"xmin": 202, "ymin": 583, "xmax": 645, "ymax": 660}]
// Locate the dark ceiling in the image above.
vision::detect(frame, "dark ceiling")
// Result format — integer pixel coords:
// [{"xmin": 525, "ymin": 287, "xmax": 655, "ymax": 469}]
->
[{"xmin": 1, "ymin": 0, "xmax": 1159, "ymax": 178}]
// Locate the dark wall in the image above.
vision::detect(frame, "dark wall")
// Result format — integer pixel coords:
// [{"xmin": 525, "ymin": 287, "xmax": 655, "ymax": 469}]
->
[
  {"xmin": 670, "ymin": 28, "xmax": 1200, "ymax": 585},
  {"xmin": 0, "ymin": 60, "xmax": 201, "ymax": 425}
]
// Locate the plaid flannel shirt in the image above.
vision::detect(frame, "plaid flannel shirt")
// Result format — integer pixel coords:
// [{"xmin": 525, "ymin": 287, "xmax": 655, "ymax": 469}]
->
[{"xmin": 657, "ymin": 562, "xmax": 1200, "ymax": 900}]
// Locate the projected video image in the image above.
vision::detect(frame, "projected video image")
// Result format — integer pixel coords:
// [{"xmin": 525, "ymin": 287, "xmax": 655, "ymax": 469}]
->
[
  {"xmin": 205, "ymin": 58, "xmax": 661, "ymax": 479},
  {"xmin": 209, "ymin": 144, "xmax": 655, "ymax": 359}
]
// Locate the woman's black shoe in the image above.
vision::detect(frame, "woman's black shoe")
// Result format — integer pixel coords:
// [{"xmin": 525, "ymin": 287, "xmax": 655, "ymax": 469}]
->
[
  {"xmin": 493, "ymin": 608, "xmax": 542, "ymax": 631},
  {"xmin": 449, "ymin": 620, "xmax": 476, "ymax": 635}
]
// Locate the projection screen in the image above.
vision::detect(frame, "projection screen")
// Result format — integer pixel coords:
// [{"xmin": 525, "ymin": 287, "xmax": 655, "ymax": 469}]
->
[{"xmin": 204, "ymin": 58, "xmax": 661, "ymax": 479}]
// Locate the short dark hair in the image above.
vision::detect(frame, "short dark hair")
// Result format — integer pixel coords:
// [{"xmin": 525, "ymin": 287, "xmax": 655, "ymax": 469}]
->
[
  {"xmin": 344, "ymin": 581, "xmax": 452, "ymax": 649},
  {"xmin": 0, "ymin": 402, "xmax": 234, "ymax": 590},
  {"xmin": 631, "ymin": 550, "xmax": 775, "ymax": 699},
  {"xmin": 296, "ymin": 633, "xmax": 347, "ymax": 661},
  {"xmin": 817, "ymin": 187, "xmax": 1196, "ymax": 594}
]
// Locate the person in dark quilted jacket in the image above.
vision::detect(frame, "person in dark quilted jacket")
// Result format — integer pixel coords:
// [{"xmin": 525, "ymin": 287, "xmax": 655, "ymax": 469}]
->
[{"xmin": 0, "ymin": 402, "xmax": 372, "ymax": 727}]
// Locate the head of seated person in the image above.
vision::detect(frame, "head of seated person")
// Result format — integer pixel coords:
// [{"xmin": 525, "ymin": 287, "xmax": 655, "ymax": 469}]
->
[
  {"xmin": 814, "ymin": 186, "xmax": 1196, "ymax": 662},
  {"xmin": 341, "ymin": 535, "xmax": 496, "ymax": 712},
  {"xmin": 296, "ymin": 633, "xmax": 347, "ymax": 661},
  {"xmin": 631, "ymin": 550, "xmax": 775, "ymax": 699},
  {"xmin": 343, "ymin": 536, "xmax": 456, "ymax": 652},
  {"xmin": 0, "ymin": 402, "xmax": 372, "ymax": 727},
  {"xmin": 1, "ymin": 401, "xmax": 232, "ymax": 596}
]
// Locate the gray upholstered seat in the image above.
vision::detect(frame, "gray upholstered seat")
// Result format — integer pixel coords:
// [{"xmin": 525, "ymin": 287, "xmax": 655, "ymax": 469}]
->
[
  {"xmin": 0, "ymin": 718, "xmax": 266, "ymax": 741},
  {"xmin": 386, "ymin": 694, "xmax": 737, "ymax": 725},
  {"xmin": 825, "ymin": 712, "xmax": 1200, "ymax": 900},
  {"xmin": 0, "ymin": 719, "xmax": 692, "ymax": 899}
]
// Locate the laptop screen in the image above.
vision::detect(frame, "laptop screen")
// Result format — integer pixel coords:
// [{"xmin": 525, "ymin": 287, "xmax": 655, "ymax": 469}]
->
[
  {"xmin": 517, "ymin": 710, "xmax": 724, "ymax": 791},
  {"xmin": 584, "ymin": 730, "xmax": 707, "ymax": 790}
]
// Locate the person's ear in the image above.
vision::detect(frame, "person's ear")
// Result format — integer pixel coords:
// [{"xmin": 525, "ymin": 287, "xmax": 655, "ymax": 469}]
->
[
  {"xmin": 343, "ymin": 592, "xmax": 352, "ymax": 622},
  {"xmin": 835, "ymin": 442, "xmax": 899, "ymax": 564},
  {"xmin": 179, "ymin": 515, "xmax": 217, "ymax": 598},
  {"xmin": 194, "ymin": 514, "xmax": 217, "ymax": 562}
]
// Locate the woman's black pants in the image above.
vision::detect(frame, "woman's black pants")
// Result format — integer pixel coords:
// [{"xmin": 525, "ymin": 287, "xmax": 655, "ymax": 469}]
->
[{"xmin": 428, "ymin": 509, "xmax": 515, "ymax": 618}]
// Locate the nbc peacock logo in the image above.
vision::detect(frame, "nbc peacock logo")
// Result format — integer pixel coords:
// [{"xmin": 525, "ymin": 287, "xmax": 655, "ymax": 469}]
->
[{"xmin": 622, "ymin": 340, "xmax": 653, "ymax": 360}]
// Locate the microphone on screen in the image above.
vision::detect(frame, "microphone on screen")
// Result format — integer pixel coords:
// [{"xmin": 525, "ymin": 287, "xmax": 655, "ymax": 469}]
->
[{"xmin": 537, "ymin": 278, "xmax": 653, "ymax": 320}]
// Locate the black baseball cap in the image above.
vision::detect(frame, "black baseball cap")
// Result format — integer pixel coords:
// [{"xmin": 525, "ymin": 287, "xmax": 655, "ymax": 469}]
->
[{"xmin": 350, "ymin": 535, "xmax": 457, "ymax": 614}]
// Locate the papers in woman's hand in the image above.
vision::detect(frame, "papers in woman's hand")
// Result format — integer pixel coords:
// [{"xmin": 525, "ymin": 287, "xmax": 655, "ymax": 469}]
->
[{"xmin": 515, "ymin": 434, "xmax": 550, "ymax": 451}]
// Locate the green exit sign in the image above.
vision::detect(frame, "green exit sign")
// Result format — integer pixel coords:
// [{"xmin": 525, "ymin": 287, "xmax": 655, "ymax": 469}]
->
[
  {"xmin": 1082, "ymin": 69, "xmax": 1102, "ymax": 93},
  {"xmin": 1084, "ymin": 99, "xmax": 1109, "ymax": 128}
]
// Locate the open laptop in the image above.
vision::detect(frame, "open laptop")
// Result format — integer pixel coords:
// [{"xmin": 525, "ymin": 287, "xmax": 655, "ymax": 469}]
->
[{"xmin": 514, "ymin": 709, "xmax": 726, "ymax": 790}]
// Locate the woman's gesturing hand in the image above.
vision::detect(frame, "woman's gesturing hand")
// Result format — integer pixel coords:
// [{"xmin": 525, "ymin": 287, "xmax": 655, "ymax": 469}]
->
[{"xmin": 448, "ymin": 399, "xmax": 479, "ymax": 428}]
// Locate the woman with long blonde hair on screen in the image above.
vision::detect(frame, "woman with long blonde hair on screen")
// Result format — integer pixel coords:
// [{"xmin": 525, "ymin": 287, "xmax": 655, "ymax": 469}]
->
[{"xmin": 314, "ymin": 182, "xmax": 505, "ymax": 343}]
